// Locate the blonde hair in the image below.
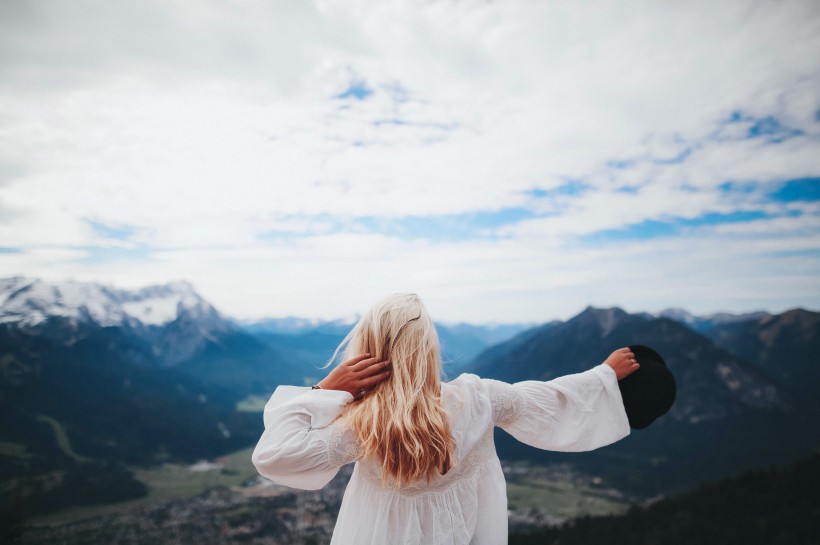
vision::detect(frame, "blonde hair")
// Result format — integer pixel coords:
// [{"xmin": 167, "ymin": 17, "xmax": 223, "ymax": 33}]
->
[{"xmin": 333, "ymin": 293, "xmax": 454, "ymax": 487}]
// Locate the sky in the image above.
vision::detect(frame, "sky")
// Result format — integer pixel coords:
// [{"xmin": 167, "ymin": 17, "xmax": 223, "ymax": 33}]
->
[{"xmin": 1, "ymin": 0, "xmax": 819, "ymax": 323}]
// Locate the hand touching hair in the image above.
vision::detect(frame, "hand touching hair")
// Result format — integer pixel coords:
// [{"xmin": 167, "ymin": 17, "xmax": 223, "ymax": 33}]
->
[{"xmin": 319, "ymin": 353, "xmax": 392, "ymax": 398}]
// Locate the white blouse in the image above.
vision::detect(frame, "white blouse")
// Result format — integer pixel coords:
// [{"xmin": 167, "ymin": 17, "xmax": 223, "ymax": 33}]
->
[{"xmin": 252, "ymin": 363, "xmax": 630, "ymax": 545}]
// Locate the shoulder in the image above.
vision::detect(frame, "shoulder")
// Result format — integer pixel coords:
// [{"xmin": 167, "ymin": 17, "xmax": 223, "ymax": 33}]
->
[
  {"xmin": 444, "ymin": 373, "xmax": 518, "ymax": 396},
  {"xmin": 446, "ymin": 372, "xmax": 483, "ymax": 386},
  {"xmin": 442, "ymin": 374, "xmax": 524, "ymax": 430},
  {"xmin": 442, "ymin": 373, "xmax": 494, "ymax": 417},
  {"xmin": 443, "ymin": 373, "xmax": 491, "ymax": 397}
]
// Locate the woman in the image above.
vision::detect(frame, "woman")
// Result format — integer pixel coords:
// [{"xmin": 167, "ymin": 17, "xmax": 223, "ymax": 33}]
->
[{"xmin": 252, "ymin": 293, "xmax": 638, "ymax": 544}]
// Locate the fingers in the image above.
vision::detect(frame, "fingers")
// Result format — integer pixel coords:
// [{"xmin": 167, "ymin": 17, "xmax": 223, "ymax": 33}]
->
[
  {"xmin": 623, "ymin": 349, "xmax": 640, "ymax": 377},
  {"xmin": 344, "ymin": 353, "xmax": 374, "ymax": 368},
  {"xmin": 356, "ymin": 361, "xmax": 391, "ymax": 389},
  {"xmin": 349, "ymin": 354, "xmax": 379, "ymax": 370},
  {"xmin": 361, "ymin": 359, "xmax": 391, "ymax": 377},
  {"xmin": 353, "ymin": 367, "xmax": 392, "ymax": 399},
  {"xmin": 351, "ymin": 355, "xmax": 390, "ymax": 372},
  {"xmin": 352, "ymin": 359, "xmax": 392, "ymax": 397},
  {"xmin": 342, "ymin": 355, "xmax": 392, "ymax": 392},
  {"xmin": 619, "ymin": 348, "xmax": 635, "ymax": 362},
  {"xmin": 359, "ymin": 370, "xmax": 391, "ymax": 388}
]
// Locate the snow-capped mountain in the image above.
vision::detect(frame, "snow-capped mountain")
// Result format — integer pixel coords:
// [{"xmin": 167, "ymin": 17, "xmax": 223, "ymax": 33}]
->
[
  {"xmin": 0, "ymin": 276, "xmax": 230, "ymax": 331},
  {"xmin": 0, "ymin": 276, "xmax": 240, "ymax": 367}
]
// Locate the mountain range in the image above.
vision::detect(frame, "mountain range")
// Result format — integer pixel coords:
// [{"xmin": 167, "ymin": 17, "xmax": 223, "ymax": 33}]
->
[{"xmin": 1, "ymin": 276, "xmax": 818, "ymax": 514}]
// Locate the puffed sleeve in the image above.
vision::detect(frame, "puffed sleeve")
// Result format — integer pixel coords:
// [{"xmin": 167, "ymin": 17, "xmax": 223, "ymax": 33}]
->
[
  {"xmin": 484, "ymin": 364, "xmax": 630, "ymax": 452},
  {"xmin": 251, "ymin": 385, "xmax": 356, "ymax": 490}
]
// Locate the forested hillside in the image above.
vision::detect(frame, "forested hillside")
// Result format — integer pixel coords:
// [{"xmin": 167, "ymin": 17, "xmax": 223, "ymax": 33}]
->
[{"xmin": 510, "ymin": 454, "xmax": 820, "ymax": 545}]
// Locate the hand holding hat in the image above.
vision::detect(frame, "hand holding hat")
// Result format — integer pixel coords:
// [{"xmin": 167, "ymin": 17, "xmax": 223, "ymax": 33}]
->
[
  {"xmin": 604, "ymin": 347, "xmax": 642, "ymax": 380},
  {"xmin": 610, "ymin": 345, "xmax": 677, "ymax": 430}
]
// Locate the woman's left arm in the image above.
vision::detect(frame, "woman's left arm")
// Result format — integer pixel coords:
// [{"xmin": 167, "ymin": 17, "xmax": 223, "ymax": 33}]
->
[{"xmin": 485, "ymin": 363, "xmax": 632, "ymax": 452}]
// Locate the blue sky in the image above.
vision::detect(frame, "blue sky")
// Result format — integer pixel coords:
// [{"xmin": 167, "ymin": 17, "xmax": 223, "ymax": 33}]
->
[{"xmin": 0, "ymin": 0, "xmax": 818, "ymax": 322}]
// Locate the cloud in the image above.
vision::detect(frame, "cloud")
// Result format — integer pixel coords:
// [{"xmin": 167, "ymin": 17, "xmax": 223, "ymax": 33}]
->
[{"xmin": 0, "ymin": 0, "xmax": 819, "ymax": 320}]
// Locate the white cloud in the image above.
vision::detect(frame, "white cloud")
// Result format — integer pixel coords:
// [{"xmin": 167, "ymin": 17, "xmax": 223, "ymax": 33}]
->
[{"xmin": 0, "ymin": 0, "xmax": 819, "ymax": 320}]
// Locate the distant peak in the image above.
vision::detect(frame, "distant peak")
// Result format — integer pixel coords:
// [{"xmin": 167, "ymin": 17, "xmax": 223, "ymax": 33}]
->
[
  {"xmin": 580, "ymin": 305, "xmax": 628, "ymax": 317},
  {"xmin": 705, "ymin": 310, "xmax": 771, "ymax": 323},
  {"xmin": 164, "ymin": 279, "xmax": 195, "ymax": 292},
  {"xmin": 576, "ymin": 306, "xmax": 629, "ymax": 336},
  {"xmin": 763, "ymin": 307, "xmax": 818, "ymax": 327},
  {"xmin": 0, "ymin": 276, "xmax": 38, "ymax": 290},
  {"xmin": 135, "ymin": 279, "xmax": 197, "ymax": 295},
  {"xmin": 659, "ymin": 308, "xmax": 697, "ymax": 323},
  {"xmin": 0, "ymin": 276, "xmax": 219, "ymax": 328}
]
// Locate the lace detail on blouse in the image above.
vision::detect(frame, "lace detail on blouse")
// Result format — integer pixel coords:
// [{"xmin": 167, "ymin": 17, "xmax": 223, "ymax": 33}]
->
[
  {"xmin": 315, "ymin": 423, "xmax": 361, "ymax": 467},
  {"xmin": 491, "ymin": 384, "xmax": 524, "ymax": 427}
]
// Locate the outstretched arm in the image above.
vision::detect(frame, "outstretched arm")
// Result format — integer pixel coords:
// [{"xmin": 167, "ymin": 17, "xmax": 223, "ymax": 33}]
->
[{"xmin": 485, "ymin": 348, "xmax": 636, "ymax": 452}]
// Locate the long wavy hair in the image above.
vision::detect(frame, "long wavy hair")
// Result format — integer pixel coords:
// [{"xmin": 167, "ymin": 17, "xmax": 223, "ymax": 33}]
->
[{"xmin": 332, "ymin": 293, "xmax": 454, "ymax": 487}]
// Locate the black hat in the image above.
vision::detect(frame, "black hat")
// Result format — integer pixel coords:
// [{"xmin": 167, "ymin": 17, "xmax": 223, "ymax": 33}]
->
[{"xmin": 618, "ymin": 345, "xmax": 676, "ymax": 429}]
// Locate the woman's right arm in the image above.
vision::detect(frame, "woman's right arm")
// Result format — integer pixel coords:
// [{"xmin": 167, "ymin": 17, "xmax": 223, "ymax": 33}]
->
[
  {"xmin": 252, "ymin": 353, "xmax": 390, "ymax": 489},
  {"xmin": 251, "ymin": 386, "xmax": 354, "ymax": 490}
]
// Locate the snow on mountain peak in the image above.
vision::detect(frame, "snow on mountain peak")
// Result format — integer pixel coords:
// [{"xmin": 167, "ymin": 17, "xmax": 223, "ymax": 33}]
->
[
  {"xmin": 658, "ymin": 308, "xmax": 698, "ymax": 325},
  {"xmin": 0, "ymin": 276, "xmax": 220, "ymax": 327}
]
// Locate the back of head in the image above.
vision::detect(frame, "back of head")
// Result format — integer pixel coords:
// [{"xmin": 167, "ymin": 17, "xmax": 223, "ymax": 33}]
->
[{"xmin": 336, "ymin": 293, "xmax": 454, "ymax": 487}]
